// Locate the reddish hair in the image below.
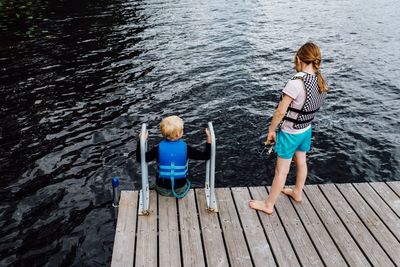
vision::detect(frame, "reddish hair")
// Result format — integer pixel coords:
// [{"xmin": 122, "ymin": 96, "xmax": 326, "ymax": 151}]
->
[{"xmin": 295, "ymin": 42, "xmax": 328, "ymax": 93}]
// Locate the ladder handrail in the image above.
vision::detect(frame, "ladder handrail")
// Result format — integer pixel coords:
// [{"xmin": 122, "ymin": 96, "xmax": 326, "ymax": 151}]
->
[
  {"xmin": 205, "ymin": 122, "xmax": 218, "ymax": 212},
  {"xmin": 139, "ymin": 123, "xmax": 150, "ymax": 215},
  {"xmin": 139, "ymin": 121, "xmax": 217, "ymax": 214}
]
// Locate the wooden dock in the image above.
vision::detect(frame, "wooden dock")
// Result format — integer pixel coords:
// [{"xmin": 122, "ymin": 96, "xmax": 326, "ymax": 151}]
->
[{"xmin": 111, "ymin": 182, "xmax": 400, "ymax": 266}]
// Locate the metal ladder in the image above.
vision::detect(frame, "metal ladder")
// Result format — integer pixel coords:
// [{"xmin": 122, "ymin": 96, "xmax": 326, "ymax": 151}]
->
[{"xmin": 138, "ymin": 122, "xmax": 217, "ymax": 215}]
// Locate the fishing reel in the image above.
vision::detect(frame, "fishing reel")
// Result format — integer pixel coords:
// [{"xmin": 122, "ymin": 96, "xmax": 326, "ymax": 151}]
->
[{"xmin": 258, "ymin": 133, "xmax": 275, "ymax": 157}]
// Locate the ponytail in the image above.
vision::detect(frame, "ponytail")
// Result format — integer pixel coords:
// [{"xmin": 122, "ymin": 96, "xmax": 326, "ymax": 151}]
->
[
  {"xmin": 315, "ymin": 69, "xmax": 328, "ymax": 93},
  {"xmin": 297, "ymin": 42, "xmax": 329, "ymax": 93}
]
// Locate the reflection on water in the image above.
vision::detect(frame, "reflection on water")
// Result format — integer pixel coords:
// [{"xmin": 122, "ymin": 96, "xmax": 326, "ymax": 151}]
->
[{"xmin": 1, "ymin": 0, "xmax": 400, "ymax": 265}]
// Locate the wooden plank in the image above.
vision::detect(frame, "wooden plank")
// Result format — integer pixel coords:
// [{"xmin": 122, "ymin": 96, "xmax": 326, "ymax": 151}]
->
[
  {"xmin": 304, "ymin": 185, "xmax": 370, "ymax": 266},
  {"xmin": 356, "ymin": 183, "xmax": 400, "ymax": 239},
  {"xmin": 249, "ymin": 186, "xmax": 299, "ymax": 267},
  {"xmin": 370, "ymin": 182, "xmax": 400, "ymax": 217},
  {"xmin": 216, "ymin": 188, "xmax": 252, "ymax": 267},
  {"xmin": 286, "ymin": 186, "xmax": 346, "ymax": 267},
  {"xmin": 159, "ymin": 195, "xmax": 180, "ymax": 267},
  {"xmin": 231, "ymin": 187, "xmax": 276, "ymax": 267},
  {"xmin": 178, "ymin": 189, "xmax": 205, "ymax": 267},
  {"xmin": 111, "ymin": 191, "xmax": 138, "ymax": 267},
  {"xmin": 135, "ymin": 190, "xmax": 158, "ymax": 267},
  {"xmin": 320, "ymin": 184, "xmax": 394, "ymax": 266},
  {"xmin": 386, "ymin": 181, "xmax": 400, "ymax": 197},
  {"xmin": 338, "ymin": 184, "xmax": 400, "ymax": 265},
  {"xmin": 195, "ymin": 189, "xmax": 229, "ymax": 267},
  {"xmin": 267, "ymin": 186, "xmax": 323, "ymax": 266}
]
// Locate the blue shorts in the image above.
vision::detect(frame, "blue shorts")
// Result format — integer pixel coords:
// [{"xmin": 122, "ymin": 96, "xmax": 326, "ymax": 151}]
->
[{"xmin": 274, "ymin": 127, "xmax": 312, "ymax": 159}]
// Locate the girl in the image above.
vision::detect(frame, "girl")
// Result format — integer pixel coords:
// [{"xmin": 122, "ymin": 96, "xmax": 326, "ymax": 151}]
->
[{"xmin": 250, "ymin": 42, "xmax": 328, "ymax": 214}]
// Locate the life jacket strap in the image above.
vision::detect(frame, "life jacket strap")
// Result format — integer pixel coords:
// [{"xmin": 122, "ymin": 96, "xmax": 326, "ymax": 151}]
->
[
  {"xmin": 171, "ymin": 178, "xmax": 191, "ymax": 199},
  {"xmin": 159, "ymin": 160, "xmax": 188, "ymax": 179},
  {"xmin": 159, "ymin": 164, "xmax": 187, "ymax": 170},
  {"xmin": 283, "ymin": 115, "xmax": 314, "ymax": 124},
  {"xmin": 159, "ymin": 171, "xmax": 187, "ymax": 176},
  {"xmin": 287, "ymin": 106, "xmax": 320, "ymax": 115}
]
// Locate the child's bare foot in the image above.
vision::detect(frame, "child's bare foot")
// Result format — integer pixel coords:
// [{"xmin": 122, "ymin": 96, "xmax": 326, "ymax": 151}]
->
[
  {"xmin": 249, "ymin": 200, "xmax": 274, "ymax": 215},
  {"xmin": 282, "ymin": 187, "xmax": 302, "ymax": 202}
]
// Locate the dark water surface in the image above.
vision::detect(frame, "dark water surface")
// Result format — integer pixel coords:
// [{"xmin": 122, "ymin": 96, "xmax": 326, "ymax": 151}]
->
[{"xmin": 1, "ymin": 0, "xmax": 399, "ymax": 265}]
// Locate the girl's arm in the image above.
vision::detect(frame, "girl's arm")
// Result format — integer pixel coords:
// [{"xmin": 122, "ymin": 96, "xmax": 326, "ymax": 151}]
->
[{"xmin": 266, "ymin": 94, "xmax": 294, "ymax": 144}]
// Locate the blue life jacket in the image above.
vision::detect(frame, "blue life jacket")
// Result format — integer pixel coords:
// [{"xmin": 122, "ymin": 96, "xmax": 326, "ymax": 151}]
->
[
  {"xmin": 158, "ymin": 140, "xmax": 190, "ymax": 198},
  {"xmin": 158, "ymin": 140, "xmax": 188, "ymax": 179}
]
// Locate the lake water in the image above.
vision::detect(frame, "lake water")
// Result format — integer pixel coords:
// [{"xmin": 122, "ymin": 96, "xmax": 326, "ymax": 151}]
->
[{"xmin": 1, "ymin": 0, "xmax": 399, "ymax": 265}]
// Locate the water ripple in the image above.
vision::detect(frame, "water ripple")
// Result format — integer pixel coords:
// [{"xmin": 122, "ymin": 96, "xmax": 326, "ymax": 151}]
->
[{"xmin": 1, "ymin": 0, "xmax": 400, "ymax": 265}]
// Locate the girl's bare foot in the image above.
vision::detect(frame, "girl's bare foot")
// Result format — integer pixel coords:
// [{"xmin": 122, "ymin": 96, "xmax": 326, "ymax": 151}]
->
[
  {"xmin": 249, "ymin": 200, "xmax": 274, "ymax": 215},
  {"xmin": 282, "ymin": 187, "xmax": 302, "ymax": 202}
]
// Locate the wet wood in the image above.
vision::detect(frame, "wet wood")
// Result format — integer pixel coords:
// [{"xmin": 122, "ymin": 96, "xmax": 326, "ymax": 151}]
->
[
  {"xmin": 111, "ymin": 182, "xmax": 400, "ymax": 267},
  {"xmin": 249, "ymin": 186, "xmax": 299, "ymax": 267},
  {"xmin": 338, "ymin": 183, "xmax": 400, "ymax": 265},
  {"xmin": 320, "ymin": 184, "xmax": 394, "ymax": 266},
  {"xmin": 196, "ymin": 189, "xmax": 229, "ymax": 267},
  {"xmin": 287, "ymin": 186, "xmax": 346, "ymax": 267},
  {"xmin": 135, "ymin": 190, "xmax": 158, "ymax": 267},
  {"xmin": 231, "ymin": 187, "xmax": 276, "ymax": 267},
  {"xmin": 158, "ymin": 195, "xmax": 180, "ymax": 267},
  {"xmin": 304, "ymin": 185, "xmax": 370, "ymax": 266},
  {"xmin": 267, "ymin": 186, "xmax": 323, "ymax": 266},
  {"xmin": 178, "ymin": 189, "xmax": 205, "ymax": 267},
  {"xmin": 370, "ymin": 182, "xmax": 400, "ymax": 217},
  {"xmin": 354, "ymin": 183, "xmax": 400, "ymax": 240},
  {"xmin": 216, "ymin": 188, "xmax": 252, "ymax": 266},
  {"xmin": 387, "ymin": 181, "xmax": 400, "ymax": 196},
  {"xmin": 111, "ymin": 191, "xmax": 138, "ymax": 267}
]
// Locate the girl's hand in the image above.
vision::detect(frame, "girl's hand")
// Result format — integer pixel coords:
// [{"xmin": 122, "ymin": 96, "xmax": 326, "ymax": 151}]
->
[
  {"xmin": 205, "ymin": 128, "xmax": 211, "ymax": 143},
  {"xmin": 265, "ymin": 131, "xmax": 276, "ymax": 145}
]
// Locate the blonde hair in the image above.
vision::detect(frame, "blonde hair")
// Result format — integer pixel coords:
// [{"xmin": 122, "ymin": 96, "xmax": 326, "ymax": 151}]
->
[
  {"xmin": 160, "ymin": 115, "xmax": 184, "ymax": 140},
  {"xmin": 295, "ymin": 42, "xmax": 329, "ymax": 93}
]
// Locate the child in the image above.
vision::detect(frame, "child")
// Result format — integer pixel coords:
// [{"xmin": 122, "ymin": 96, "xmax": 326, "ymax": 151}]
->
[
  {"xmin": 136, "ymin": 115, "xmax": 211, "ymax": 198},
  {"xmin": 250, "ymin": 42, "xmax": 329, "ymax": 214}
]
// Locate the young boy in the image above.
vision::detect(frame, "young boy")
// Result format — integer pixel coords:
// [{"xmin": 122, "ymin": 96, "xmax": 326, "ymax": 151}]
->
[{"xmin": 136, "ymin": 115, "xmax": 211, "ymax": 198}]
